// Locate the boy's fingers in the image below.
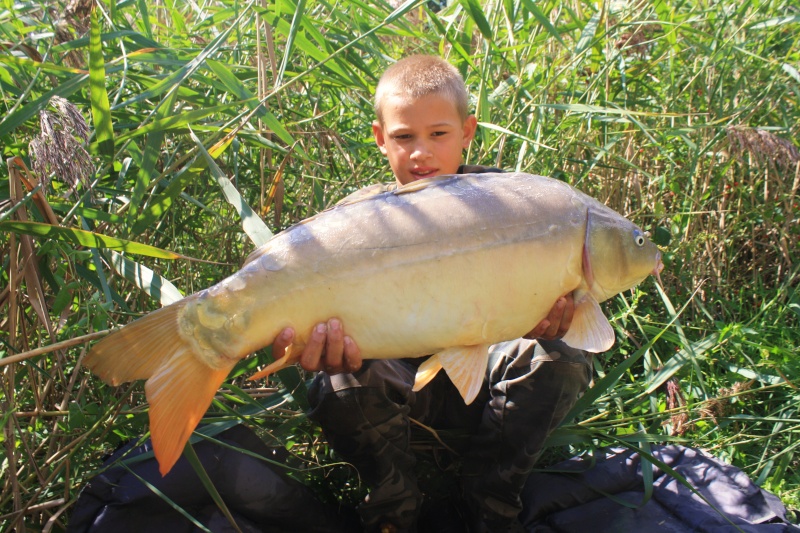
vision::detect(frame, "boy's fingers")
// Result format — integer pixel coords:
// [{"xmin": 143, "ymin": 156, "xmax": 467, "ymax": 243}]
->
[
  {"xmin": 525, "ymin": 320, "xmax": 549, "ymax": 339},
  {"xmin": 525, "ymin": 294, "xmax": 576, "ymax": 341},
  {"xmin": 324, "ymin": 318, "xmax": 345, "ymax": 370},
  {"xmin": 343, "ymin": 336, "xmax": 362, "ymax": 372},
  {"xmin": 539, "ymin": 297, "xmax": 567, "ymax": 340},
  {"xmin": 273, "ymin": 327, "xmax": 294, "ymax": 358},
  {"xmin": 555, "ymin": 293, "xmax": 575, "ymax": 337},
  {"xmin": 542, "ymin": 298, "xmax": 566, "ymax": 338},
  {"xmin": 299, "ymin": 323, "xmax": 327, "ymax": 371}
]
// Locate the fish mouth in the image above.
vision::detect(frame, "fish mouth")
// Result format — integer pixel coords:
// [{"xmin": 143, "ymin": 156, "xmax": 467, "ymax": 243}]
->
[
  {"xmin": 653, "ymin": 251, "xmax": 664, "ymax": 275},
  {"xmin": 653, "ymin": 251, "xmax": 664, "ymax": 286}
]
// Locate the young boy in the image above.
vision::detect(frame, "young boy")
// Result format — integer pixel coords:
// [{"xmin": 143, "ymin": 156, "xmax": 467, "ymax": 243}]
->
[{"xmin": 271, "ymin": 55, "xmax": 592, "ymax": 532}]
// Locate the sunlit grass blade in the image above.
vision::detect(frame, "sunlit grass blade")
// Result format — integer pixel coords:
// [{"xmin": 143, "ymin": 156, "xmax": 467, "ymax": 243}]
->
[
  {"xmin": 190, "ymin": 129, "xmax": 273, "ymax": 247},
  {"xmin": 458, "ymin": 0, "xmax": 493, "ymax": 42},
  {"xmin": 0, "ymin": 220, "xmax": 186, "ymax": 259},
  {"xmin": 115, "ymin": 102, "xmax": 242, "ymax": 144},
  {"xmin": 119, "ymin": 464, "xmax": 213, "ymax": 533},
  {"xmin": 574, "ymin": 7, "xmax": 601, "ymax": 57},
  {"xmin": 113, "ymin": 4, "xmax": 252, "ymax": 110},
  {"xmin": 478, "ymin": 121, "xmax": 556, "ymax": 151},
  {"xmin": 277, "ymin": 0, "xmax": 307, "ymax": 85},
  {"xmin": 126, "ymin": 90, "xmax": 174, "ymax": 228},
  {"xmin": 519, "ymin": 0, "xmax": 566, "ymax": 48},
  {"xmin": 182, "ymin": 443, "xmax": 243, "ymax": 533},
  {"xmin": 109, "ymin": 251, "xmax": 183, "ymax": 306},
  {"xmin": 89, "ymin": 9, "xmax": 114, "ymax": 161},
  {"xmin": 641, "ymin": 332, "xmax": 719, "ymax": 397}
]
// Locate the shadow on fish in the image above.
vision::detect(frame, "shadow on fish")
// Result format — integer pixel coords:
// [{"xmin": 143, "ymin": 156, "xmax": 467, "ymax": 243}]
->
[{"xmin": 84, "ymin": 173, "xmax": 664, "ymax": 475}]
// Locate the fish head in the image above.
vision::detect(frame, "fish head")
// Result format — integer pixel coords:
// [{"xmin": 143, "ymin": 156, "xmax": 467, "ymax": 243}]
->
[{"xmin": 583, "ymin": 208, "xmax": 663, "ymax": 302}]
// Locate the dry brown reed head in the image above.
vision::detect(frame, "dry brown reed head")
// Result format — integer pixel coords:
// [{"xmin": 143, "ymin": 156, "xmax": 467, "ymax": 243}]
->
[
  {"xmin": 699, "ymin": 380, "xmax": 755, "ymax": 425},
  {"xmin": 664, "ymin": 377, "xmax": 693, "ymax": 436},
  {"xmin": 726, "ymin": 126, "xmax": 800, "ymax": 173},
  {"xmin": 615, "ymin": 23, "xmax": 663, "ymax": 57},
  {"xmin": 29, "ymin": 96, "xmax": 93, "ymax": 191}
]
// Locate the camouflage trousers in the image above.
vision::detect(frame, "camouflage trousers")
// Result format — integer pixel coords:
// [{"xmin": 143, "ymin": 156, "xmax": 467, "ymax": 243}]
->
[{"xmin": 307, "ymin": 339, "xmax": 592, "ymax": 532}]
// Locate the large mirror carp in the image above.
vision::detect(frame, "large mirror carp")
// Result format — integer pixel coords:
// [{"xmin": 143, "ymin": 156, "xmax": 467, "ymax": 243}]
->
[{"xmin": 85, "ymin": 172, "xmax": 664, "ymax": 475}]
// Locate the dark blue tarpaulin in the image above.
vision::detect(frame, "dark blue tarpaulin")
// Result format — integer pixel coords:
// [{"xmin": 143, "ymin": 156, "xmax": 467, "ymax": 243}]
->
[{"xmin": 68, "ymin": 426, "xmax": 798, "ymax": 532}]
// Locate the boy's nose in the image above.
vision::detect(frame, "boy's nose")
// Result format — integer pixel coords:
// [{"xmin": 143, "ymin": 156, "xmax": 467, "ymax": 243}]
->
[{"xmin": 410, "ymin": 142, "xmax": 432, "ymax": 161}]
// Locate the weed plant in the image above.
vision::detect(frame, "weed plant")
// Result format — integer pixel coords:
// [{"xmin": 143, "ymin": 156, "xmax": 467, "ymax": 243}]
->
[{"xmin": 0, "ymin": 0, "xmax": 799, "ymax": 530}]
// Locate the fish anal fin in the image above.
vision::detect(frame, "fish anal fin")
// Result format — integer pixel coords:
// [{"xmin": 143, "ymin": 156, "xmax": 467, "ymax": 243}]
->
[
  {"xmin": 416, "ymin": 344, "xmax": 490, "ymax": 405},
  {"xmin": 560, "ymin": 292, "xmax": 615, "ymax": 353},
  {"xmin": 145, "ymin": 351, "xmax": 235, "ymax": 476},
  {"xmin": 412, "ymin": 356, "xmax": 444, "ymax": 393}
]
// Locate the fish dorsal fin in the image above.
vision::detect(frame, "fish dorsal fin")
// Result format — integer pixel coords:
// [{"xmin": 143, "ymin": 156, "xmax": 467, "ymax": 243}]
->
[
  {"xmin": 393, "ymin": 174, "xmax": 458, "ymax": 195},
  {"xmin": 413, "ymin": 344, "xmax": 490, "ymax": 405},
  {"xmin": 560, "ymin": 291, "xmax": 615, "ymax": 353}
]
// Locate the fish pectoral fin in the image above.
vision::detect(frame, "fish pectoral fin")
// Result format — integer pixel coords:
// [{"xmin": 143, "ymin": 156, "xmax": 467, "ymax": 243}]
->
[
  {"xmin": 145, "ymin": 352, "xmax": 235, "ymax": 476},
  {"xmin": 248, "ymin": 342, "xmax": 300, "ymax": 381},
  {"xmin": 560, "ymin": 292, "xmax": 615, "ymax": 353},
  {"xmin": 412, "ymin": 356, "xmax": 444, "ymax": 393},
  {"xmin": 416, "ymin": 344, "xmax": 490, "ymax": 405}
]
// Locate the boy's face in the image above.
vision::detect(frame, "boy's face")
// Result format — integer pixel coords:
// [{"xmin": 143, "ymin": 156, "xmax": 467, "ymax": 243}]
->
[{"xmin": 372, "ymin": 93, "xmax": 477, "ymax": 186}]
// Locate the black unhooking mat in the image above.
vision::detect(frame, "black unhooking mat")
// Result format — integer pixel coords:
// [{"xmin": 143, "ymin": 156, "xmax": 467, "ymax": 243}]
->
[{"xmin": 68, "ymin": 426, "xmax": 798, "ymax": 533}]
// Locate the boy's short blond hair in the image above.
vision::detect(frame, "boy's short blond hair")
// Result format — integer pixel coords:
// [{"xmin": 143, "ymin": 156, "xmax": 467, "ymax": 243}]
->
[{"xmin": 374, "ymin": 55, "xmax": 469, "ymax": 124}]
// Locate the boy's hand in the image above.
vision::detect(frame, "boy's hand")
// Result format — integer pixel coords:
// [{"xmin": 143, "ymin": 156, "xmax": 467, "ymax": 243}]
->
[
  {"xmin": 272, "ymin": 319, "xmax": 362, "ymax": 375},
  {"xmin": 524, "ymin": 293, "xmax": 575, "ymax": 341}
]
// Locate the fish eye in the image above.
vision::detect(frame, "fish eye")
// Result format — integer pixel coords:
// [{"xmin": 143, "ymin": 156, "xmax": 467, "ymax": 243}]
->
[{"xmin": 633, "ymin": 229, "xmax": 646, "ymax": 247}]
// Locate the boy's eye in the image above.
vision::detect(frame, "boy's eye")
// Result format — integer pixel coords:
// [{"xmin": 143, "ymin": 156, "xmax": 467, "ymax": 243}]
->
[
  {"xmin": 393, "ymin": 134, "xmax": 412, "ymax": 140},
  {"xmin": 432, "ymin": 131, "xmax": 448, "ymax": 137}
]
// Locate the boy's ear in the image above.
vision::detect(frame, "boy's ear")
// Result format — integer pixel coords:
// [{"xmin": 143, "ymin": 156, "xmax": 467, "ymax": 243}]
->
[
  {"xmin": 372, "ymin": 120, "xmax": 389, "ymax": 155},
  {"xmin": 462, "ymin": 115, "xmax": 478, "ymax": 148}
]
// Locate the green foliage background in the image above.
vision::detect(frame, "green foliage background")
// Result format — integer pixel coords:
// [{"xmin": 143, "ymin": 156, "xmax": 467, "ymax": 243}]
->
[{"xmin": 1, "ymin": 0, "xmax": 799, "ymax": 530}]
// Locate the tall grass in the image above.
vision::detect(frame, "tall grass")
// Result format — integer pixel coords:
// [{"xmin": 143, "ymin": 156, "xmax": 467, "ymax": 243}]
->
[{"xmin": 1, "ymin": 0, "xmax": 798, "ymax": 529}]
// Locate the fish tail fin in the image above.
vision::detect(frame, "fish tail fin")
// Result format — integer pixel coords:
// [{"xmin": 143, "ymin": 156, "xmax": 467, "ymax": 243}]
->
[
  {"xmin": 145, "ymin": 350, "xmax": 235, "ymax": 476},
  {"xmin": 247, "ymin": 343, "xmax": 301, "ymax": 381},
  {"xmin": 84, "ymin": 301, "xmax": 191, "ymax": 385},
  {"xmin": 84, "ymin": 298, "xmax": 236, "ymax": 476}
]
